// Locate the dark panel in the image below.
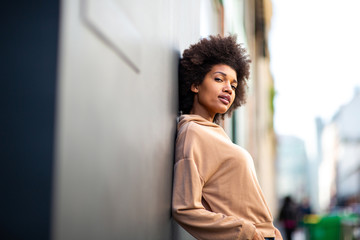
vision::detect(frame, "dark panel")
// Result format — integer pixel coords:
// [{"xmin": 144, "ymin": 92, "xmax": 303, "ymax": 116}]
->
[{"xmin": 0, "ymin": 1, "xmax": 60, "ymax": 239}]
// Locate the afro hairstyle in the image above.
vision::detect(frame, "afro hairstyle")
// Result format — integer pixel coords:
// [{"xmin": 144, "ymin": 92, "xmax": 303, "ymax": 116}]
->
[{"xmin": 178, "ymin": 34, "xmax": 251, "ymax": 122}]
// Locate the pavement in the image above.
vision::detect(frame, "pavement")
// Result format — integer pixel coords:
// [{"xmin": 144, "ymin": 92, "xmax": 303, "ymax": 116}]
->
[{"xmin": 274, "ymin": 220, "xmax": 306, "ymax": 240}]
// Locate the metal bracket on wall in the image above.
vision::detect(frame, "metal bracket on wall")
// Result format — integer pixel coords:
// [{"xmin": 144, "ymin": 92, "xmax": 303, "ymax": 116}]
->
[{"xmin": 80, "ymin": 0, "xmax": 141, "ymax": 73}]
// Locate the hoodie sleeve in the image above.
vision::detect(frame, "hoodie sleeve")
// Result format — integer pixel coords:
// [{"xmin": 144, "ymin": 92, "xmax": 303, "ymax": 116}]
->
[{"xmin": 172, "ymin": 158, "xmax": 256, "ymax": 240}]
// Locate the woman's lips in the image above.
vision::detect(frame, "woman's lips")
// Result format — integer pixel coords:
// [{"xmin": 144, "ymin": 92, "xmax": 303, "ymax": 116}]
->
[{"xmin": 219, "ymin": 95, "xmax": 230, "ymax": 105}]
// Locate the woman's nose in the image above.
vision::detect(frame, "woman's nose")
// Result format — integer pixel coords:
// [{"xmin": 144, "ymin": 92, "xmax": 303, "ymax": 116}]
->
[{"xmin": 223, "ymin": 82, "xmax": 233, "ymax": 94}]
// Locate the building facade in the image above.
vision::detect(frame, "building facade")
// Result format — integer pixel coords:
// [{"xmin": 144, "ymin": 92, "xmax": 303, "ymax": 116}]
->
[{"xmin": 318, "ymin": 89, "xmax": 360, "ymax": 212}]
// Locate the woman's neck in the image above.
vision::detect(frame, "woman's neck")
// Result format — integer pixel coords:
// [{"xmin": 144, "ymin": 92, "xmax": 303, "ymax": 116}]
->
[{"xmin": 189, "ymin": 108, "xmax": 214, "ymax": 122}]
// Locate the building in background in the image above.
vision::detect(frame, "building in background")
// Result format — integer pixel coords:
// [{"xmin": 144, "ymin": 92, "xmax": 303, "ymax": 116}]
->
[
  {"xmin": 319, "ymin": 89, "xmax": 360, "ymax": 212},
  {"xmin": 244, "ymin": 0, "xmax": 278, "ymax": 214},
  {"xmin": 335, "ymin": 89, "xmax": 360, "ymax": 206},
  {"xmin": 276, "ymin": 135, "xmax": 310, "ymax": 203}
]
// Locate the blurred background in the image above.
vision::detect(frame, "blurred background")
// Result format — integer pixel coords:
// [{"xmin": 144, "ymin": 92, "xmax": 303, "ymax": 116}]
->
[
  {"xmin": 270, "ymin": 0, "xmax": 360, "ymax": 239},
  {"xmin": 1, "ymin": 0, "xmax": 359, "ymax": 240}
]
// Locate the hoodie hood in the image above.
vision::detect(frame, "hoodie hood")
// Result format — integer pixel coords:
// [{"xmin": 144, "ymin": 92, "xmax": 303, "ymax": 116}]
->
[{"xmin": 178, "ymin": 114, "xmax": 220, "ymax": 130}]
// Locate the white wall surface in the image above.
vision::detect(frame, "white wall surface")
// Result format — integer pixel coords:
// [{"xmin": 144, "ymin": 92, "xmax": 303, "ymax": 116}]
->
[{"xmin": 52, "ymin": 0, "xmax": 202, "ymax": 239}]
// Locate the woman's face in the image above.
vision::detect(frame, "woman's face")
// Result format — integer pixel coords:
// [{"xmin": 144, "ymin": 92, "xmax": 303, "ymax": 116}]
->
[{"xmin": 190, "ymin": 64, "xmax": 237, "ymax": 121}]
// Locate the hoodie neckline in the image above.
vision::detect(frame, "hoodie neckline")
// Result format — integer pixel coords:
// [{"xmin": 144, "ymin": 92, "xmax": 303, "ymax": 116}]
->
[{"xmin": 178, "ymin": 114, "xmax": 220, "ymax": 130}]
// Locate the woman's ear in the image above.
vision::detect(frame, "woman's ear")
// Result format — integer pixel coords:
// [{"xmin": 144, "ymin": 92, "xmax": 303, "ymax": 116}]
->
[{"xmin": 191, "ymin": 84, "xmax": 199, "ymax": 93}]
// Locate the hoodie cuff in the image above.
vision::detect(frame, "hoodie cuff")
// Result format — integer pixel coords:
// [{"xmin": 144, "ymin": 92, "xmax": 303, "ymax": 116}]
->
[{"xmin": 238, "ymin": 219, "xmax": 256, "ymax": 240}]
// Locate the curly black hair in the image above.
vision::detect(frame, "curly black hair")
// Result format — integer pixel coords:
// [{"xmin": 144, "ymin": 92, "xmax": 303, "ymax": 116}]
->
[{"xmin": 179, "ymin": 34, "xmax": 251, "ymax": 122}]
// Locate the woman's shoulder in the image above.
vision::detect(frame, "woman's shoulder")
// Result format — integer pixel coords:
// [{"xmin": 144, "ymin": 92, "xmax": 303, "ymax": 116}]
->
[
  {"xmin": 177, "ymin": 121, "xmax": 203, "ymax": 146},
  {"xmin": 177, "ymin": 119, "xmax": 215, "ymax": 142},
  {"xmin": 175, "ymin": 122, "xmax": 206, "ymax": 162}
]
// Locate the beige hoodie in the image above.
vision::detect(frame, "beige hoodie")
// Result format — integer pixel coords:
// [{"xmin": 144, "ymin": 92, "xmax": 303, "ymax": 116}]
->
[{"xmin": 172, "ymin": 114, "xmax": 277, "ymax": 240}]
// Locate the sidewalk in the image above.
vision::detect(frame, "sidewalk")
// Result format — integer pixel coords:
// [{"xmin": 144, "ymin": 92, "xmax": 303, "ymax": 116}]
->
[
  {"xmin": 293, "ymin": 228, "xmax": 306, "ymax": 240},
  {"xmin": 274, "ymin": 220, "xmax": 306, "ymax": 240}
]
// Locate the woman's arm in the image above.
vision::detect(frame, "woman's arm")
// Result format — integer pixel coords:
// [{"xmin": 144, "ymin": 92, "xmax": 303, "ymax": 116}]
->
[{"xmin": 172, "ymin": 158, "xmax": 257, "ymax": 240}]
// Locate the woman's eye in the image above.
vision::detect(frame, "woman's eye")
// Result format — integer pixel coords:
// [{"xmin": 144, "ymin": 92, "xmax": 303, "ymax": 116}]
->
[
  {"xmin": 215, "ymin": 78, "xmax": 222, "ymax": 82},
  {"xmin": 231, "ymin": 85, "xmax": 237, "ymax": 90}
]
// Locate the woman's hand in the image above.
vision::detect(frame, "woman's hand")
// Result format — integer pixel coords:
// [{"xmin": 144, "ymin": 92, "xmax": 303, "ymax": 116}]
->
[
  {"xmin": 252, "ymin": 229, "xmax": 264, "ymax": 240},
  {"xmin": 274, "ymin": 228, "xmax": 283, "ymax": 240}
]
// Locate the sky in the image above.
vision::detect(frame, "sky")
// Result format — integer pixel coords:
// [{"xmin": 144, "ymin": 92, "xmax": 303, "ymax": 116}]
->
[{"xmin": 269, "ymin": 0, "xmax": 360, "ymax": 155}]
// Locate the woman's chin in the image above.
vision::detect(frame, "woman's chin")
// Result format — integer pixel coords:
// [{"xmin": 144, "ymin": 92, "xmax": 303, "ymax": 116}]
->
[{"xmin": 217, "ymin": 108, "xmax": 229, "ymax": 114}]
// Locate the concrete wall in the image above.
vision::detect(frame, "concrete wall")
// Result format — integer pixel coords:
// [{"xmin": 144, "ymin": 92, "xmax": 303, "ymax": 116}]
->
[{"xmin": 52, "ymin": 0, "xmax": 202, "ymax": 239}]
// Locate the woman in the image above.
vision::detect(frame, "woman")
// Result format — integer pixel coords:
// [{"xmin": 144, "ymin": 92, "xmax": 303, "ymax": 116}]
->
[{"xmin": 172, "ymin": 35, "xmax": 283, "ymax": 240}]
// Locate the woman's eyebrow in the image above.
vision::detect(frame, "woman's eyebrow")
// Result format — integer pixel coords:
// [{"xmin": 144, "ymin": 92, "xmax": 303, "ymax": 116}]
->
[
  {"xmin": 214, "ymin": 71, "xmax": 226, "ymax": 75},
  {"xmin": 214, "ymin": 71, "xmax": 227, "ymax": 76}
]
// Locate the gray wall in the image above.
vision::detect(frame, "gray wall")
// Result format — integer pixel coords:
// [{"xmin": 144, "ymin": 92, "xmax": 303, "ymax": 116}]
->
[{"xmin": 52, "ymin": 0, "xmax": 200, "ymax": 239}]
